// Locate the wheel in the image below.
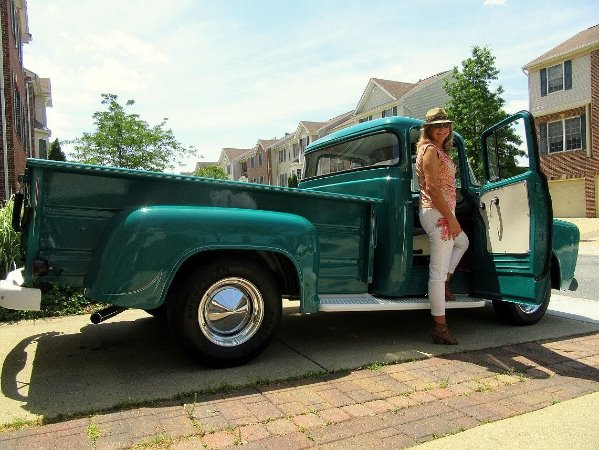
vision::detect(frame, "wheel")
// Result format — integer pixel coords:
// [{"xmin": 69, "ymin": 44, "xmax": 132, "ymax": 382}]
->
[
  {"xmin": 168, "ymin": 257, "xmax": 282, "ymax": 367},
  {"xmin": 492, "ymin": 283, "xmax": 551, "ymax": 325}
]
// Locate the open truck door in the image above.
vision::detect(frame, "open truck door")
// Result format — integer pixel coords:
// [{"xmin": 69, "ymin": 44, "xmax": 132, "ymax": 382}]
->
[{"xmin": 471, "ymin": 111, "xmax": 552, "ymax": 324}]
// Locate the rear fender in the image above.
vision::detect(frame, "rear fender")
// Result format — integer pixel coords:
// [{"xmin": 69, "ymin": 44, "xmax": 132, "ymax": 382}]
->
[
  {"xmin": 551, "ymin": 219, "xmax": 579, "ymax": 290},
  {"xmin": 85, "ymin": 206, "xmax": 320, "ymax": 311}
]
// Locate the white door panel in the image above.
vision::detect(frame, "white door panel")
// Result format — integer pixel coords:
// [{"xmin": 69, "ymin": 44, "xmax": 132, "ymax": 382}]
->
[{"xmin": 479, "ymin": 180, "xmax": 530, "ymax": 254}]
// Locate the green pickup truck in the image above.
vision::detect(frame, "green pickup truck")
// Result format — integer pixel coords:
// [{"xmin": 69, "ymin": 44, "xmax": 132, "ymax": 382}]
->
[{"xmin": 1, "ymin": 111, "xmax": 579, "ymax": 367}]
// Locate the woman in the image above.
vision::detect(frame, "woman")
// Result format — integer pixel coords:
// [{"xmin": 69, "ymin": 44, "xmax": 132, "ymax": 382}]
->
[{"xmin": 415, "ymin": 108, "xmax": 469, "ymax": 345}]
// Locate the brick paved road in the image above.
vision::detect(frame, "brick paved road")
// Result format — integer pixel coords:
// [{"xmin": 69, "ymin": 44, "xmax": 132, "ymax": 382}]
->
[{"xmin": 1, "ymin": 332, "xmax": 598, "ymax": 449}]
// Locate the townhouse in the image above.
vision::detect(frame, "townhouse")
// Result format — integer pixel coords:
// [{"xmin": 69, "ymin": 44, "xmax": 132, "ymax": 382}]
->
[
  {"xmin": 1, "ymin": 0, "xmax": 52, "ymax": 202},
  {"xmin": 523, "ymin": 24, "xmax": 599, "ymax": 218},
  {"xmin": 215, "ymin": 73, "xmax": 450, "ymax": 186}
]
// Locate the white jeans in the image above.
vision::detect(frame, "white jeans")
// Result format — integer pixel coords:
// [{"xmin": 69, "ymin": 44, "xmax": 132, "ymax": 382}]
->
[{"xmin": 419, "ymin": 208, "xmax": 469, "ymax": 316}]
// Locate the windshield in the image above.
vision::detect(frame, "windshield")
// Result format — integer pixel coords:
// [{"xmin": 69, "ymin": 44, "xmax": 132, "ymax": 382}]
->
[{"xmin": 304, "ymin": 131, "xmax": 400, "ymax": 179}]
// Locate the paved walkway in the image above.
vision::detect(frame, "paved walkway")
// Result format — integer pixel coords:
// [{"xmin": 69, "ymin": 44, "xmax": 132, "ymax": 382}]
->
[{"xmin": 1, "ymin": 331, "xmax": 597, "ymax": 449}]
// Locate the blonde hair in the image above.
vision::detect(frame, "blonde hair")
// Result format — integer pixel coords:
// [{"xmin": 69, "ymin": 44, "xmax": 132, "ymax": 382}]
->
[{"xmin": 416, "ymin": 123, "xmax": 453, "ymax": 153}]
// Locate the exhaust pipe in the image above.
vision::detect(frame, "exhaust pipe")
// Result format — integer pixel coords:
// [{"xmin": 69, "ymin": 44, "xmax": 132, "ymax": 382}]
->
[{"xmin": 90, "ymin": 306, "xmax": 127, "ymax": 324}]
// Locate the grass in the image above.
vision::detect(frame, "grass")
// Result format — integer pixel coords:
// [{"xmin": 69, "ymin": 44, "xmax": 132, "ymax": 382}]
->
[
  {"xmin": 133, "ymin": 433, "xmax": 175, "ymax": 449},
  {"xmin": 0, "ymin": 417, "xmax": 42, "ymax": 432},
  {"xmin": 365, "ymin": 362, "xmax": 384, "ymax": 371},
  {"xmin": 86, "ymin": 423, "xmax": 101, "ymax": 446},
  {"xmin": 439, "ymin": 378, "xmax": 451, "ymax": 388}
]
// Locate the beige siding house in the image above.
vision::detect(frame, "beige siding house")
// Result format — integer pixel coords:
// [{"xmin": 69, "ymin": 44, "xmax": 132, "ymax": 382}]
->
[
  {"xmin": 209, "ymin": 72, "xmax": 451, "ymax": 187},
  {"xmin": 523, "ymin": 24, "xmax": 599, "ymax": 217},
  {"xmin": 218, "ymin": 147, "xmax": 253, "ymax": 181},
  {"xmin": 333, "ymin": 73, "xmax": 451, "ymax": 131},
  {"xmin": 269, "ymin": 133, "xmax": 294, "ymax": 186}
]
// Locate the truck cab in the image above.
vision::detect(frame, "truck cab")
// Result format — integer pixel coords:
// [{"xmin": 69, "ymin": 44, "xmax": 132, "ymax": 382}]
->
[{"xmin": 300, "ymin": 111, "xmax": 578, "ymax": 319}]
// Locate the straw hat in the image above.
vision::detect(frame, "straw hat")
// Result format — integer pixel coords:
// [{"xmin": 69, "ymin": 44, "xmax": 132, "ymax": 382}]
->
[{"xmin": 423, "ymin": 107, "xmax": 453, "ymax": 126}]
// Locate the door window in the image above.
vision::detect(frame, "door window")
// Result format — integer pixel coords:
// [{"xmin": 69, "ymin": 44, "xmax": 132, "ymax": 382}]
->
[{"xmin": 483, "ymin": 117, "xmax": 529, "ymax": 183}]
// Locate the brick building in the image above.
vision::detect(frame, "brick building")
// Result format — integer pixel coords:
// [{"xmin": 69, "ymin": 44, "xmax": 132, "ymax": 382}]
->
[
  {"xmin": 1, "ymin": 1, "xmax": 51, "ymax": 203},
  {"xmin": 523, "ymin": 24, "xmax": 599, "ymax": 218}
]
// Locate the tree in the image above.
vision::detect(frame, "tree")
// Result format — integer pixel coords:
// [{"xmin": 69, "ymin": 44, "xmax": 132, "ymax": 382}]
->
[
  {"xmin": 47, "ymin": 138, "xmax": 66, "ymax": 161},
  {"xmin": 70, "ymin": 93, "xmax": 193, "ymax": 172},
  {"xmin": 195, "ymin": 164, "xmax": 229, "ymax": 180},
  {"xmin": 287, "ymin": 173, "xmax": 299, "ymax": 187},
  {"xmin": 444, "ymin": 46, "xmax": 524, "ymax": 181}
]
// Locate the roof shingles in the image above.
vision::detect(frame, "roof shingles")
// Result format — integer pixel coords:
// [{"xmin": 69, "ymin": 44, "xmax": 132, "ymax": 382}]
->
[{"xmin": 523, "ymin": 24, "xmax": 599, "ymax": 69}]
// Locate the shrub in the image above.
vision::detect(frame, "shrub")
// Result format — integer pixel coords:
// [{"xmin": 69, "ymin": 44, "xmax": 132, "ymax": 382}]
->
[
  {"xmin": 0, "ymin": 197, "xmax": 21, "ymax": 279},
  {"xmin": 0, "ymin": 284, "xmax": 98, "ymax": 322},
  {"xmin": 0, "ymin": 197, "xmax": 99, "ymax": 322}
]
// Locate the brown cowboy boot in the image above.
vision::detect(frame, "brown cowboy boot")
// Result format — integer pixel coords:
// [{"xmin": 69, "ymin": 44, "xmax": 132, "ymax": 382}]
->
[{"xmin": 431, "ymin": 323, "xmax": 459, "ymax": 345}]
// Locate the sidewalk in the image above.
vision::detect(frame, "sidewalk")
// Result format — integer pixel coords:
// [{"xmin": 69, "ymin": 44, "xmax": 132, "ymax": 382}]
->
[{"xmin": 1, "ymin": 331, "xmax": 597, "ymax": 449}]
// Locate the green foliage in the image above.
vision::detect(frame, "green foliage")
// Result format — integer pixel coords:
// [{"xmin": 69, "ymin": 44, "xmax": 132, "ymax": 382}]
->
[
  {"xmin": 287, "ymin": 173, "xmax": 299, "ymax": 187},
  {"xmin": 0, "ymin": 284, "xmax": 97, "ymax": 322},
  {"xmin": 444, "ymin": 46, "xmax": 524, "ymax": 180},
  {"xmin": 47, "ymin": 138, "xmax": 66, "ymax": 161},
  {"xmin": 70, "ymin": 93, "xmax": 193, "ymax": 172},
  {"xmin": 194, "ymin": 164, "xmax": 228, "ymax": 180},
  {"xmin": 0, "ymin": 197, "xmax": 21, "ymax": 278}
]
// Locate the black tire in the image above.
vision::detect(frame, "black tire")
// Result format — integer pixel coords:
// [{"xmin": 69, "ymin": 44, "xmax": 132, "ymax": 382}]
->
[
  {"xmin": 144, "ymin": 303, "xmax": 167, "ymax": 320},
  {"xmin": 492, "ymin": 283, "xmax": 551, "ymax": 325},
  {"xmin": 168, "ymin": 257, "xmax": 282, "ymax": 367}
]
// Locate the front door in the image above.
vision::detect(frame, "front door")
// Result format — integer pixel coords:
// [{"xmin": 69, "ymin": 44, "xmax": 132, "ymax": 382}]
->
[{"xmin": 471, "ymin": 111, "xmax": 552, "ymax": 305}]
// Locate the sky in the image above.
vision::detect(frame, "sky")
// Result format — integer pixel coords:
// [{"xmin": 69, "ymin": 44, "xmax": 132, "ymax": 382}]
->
[{"xmin": 23, "ymin": 0, "xmax": 598, "ymax": 173}]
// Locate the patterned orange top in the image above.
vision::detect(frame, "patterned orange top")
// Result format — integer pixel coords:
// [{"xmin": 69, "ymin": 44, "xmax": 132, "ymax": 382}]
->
[{"xmin": 416, "ymin": 142, "xmax": 456, "ymax": 212}]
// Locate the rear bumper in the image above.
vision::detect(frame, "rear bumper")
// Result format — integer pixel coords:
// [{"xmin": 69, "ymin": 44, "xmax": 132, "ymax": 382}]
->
[{"xmin": 0, "ymin": 268, "xmax": 41, "ymax": 311}]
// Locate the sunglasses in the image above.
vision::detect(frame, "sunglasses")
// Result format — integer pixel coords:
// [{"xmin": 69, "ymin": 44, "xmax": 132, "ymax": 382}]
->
[{"xmin": 431, "ymin": 123, "xmax": 451, "ymax": 129}]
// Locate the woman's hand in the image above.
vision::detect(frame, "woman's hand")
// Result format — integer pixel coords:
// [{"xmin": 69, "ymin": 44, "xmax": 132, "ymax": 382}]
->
[{"xmin": 447, "ymin": 217, "xmax": 462, "ymax": 239}]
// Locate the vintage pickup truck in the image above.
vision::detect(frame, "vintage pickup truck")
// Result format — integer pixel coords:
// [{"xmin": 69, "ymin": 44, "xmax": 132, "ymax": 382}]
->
[{"xmin": 1, "ymin": 111, "xmax": 579, "ymax": 366}]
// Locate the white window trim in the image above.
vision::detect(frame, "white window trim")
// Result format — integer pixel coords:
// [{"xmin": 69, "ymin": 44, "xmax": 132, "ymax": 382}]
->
[
  {"xmin": 547, "ymin": 62, "xmax": 564, "ymax": 94},
  {"xmin": 547, "ymin": 116, "xmax": 582, "ymax": 154}
]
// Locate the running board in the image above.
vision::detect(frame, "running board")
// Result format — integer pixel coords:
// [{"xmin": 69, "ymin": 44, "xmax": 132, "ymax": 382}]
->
[{"xmin": 318, "ymin": 294, "xmax": 487, "ymax": 312}]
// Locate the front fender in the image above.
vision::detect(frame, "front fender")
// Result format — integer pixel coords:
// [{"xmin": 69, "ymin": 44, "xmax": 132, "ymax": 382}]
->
[
  {"xmin": 85, "ymin": 206, "xmax": 320, "ymax": 311},
  {"xmin": 551, "ymin": 219, "xmax": 579, "ymax": 290}
]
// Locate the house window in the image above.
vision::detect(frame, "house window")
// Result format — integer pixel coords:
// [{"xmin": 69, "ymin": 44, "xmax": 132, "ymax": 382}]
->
[
  {"xmin": 293, "ymin": 143, "xmax": 299, "ymax": 159},
  {"xmin": 382, "ymin": 106, "xmax": 397, "ymax": 118},
  {"xmin": 39, "ymin": 139, "xmax": 48, "ymax": 159},
  {"xmin": 258, "ymin": 152, "xmax": 263, "ymax": 166},
  {"xmin": 541, "ymin": 115, "xmax": 584, "ymax": 154},
  {"xmin": 279, "ymin": 173, "xmax": 287, "ymax": 186},
  {"xmin": 13, "ymin": 87, "xmax": 23, "ymax": 143},
  {"xmin": 547, "ymin": 121, "xmax": 563, "ymax": 153},
  {"xmin": 359, "ymin": 115, "xmax": 373, "ymax": 123},
  {"xmin": 564, "ymin": 117, "xmax": 582, "ymax": 150},
  {"xmin": 258, "ymin": 176, "xmax": 264, "ymax": 184},
  {"xmin": 540, "ymin": 60, "xmax": 572, "ymax": 96},
  {"xmin": 299, "ymin": 137, "xmax": 309, "ymax": 152},
  {"xmin": 278, "ymin": 149, "xmax": 286, "ymax": 163},
  {"xmin": 547, "ymin": 64, "xmax": 563, "ymax": 94},
  {"xmin": 296, "ymin": 169, "xmax": 302, "ymax": 179},
  {"xmin": 250, "ymin": 156, "xmax": 255, "ymax": 169}
]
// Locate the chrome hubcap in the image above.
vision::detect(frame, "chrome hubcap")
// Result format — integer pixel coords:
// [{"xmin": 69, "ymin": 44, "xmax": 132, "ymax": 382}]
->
[
  {"xmin": 517, "ymin": 303, "xmax": 542, "ymax": 314},
  {"xmin": 198, "ymin": 277, "xmax": 264, "ymax": 347}
]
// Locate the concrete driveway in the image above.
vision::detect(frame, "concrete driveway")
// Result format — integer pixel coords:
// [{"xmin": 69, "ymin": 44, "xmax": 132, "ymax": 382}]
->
[{"xmin": 1, "ymin": 301, "xmax": 598, "ymax": 425}]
